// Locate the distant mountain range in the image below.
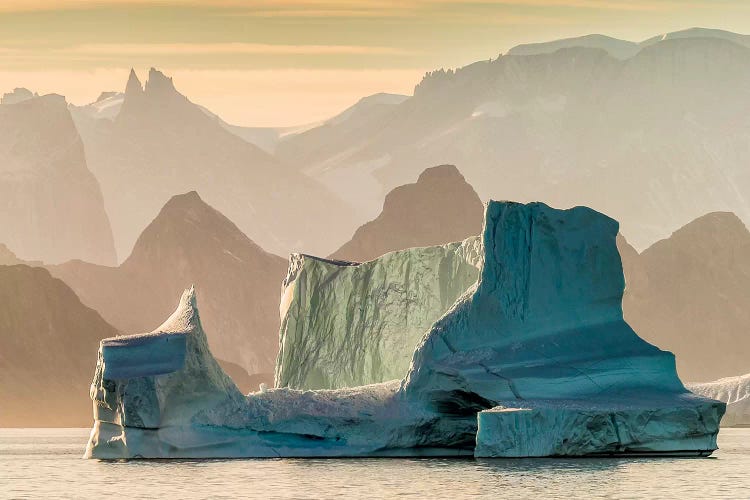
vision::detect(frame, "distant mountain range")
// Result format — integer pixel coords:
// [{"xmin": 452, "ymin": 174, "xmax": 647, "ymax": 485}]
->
[
  {"xmin": 507, "ymin": 27, "xmax": 750, "ymax": 59},
  {"xmin": 0, "ymin": 91, "xmax": 116, "ymax": 265},
  {"xmin": 70, "ymin": 68, "xmax": 358, "ymax": 261},
  {"xmin": 3, "ymin": 164, "xmax": 749, "ymax": 425},
  {"xmin": 275, "ymin": 28, "xmax": 750, "ymax": 251}
]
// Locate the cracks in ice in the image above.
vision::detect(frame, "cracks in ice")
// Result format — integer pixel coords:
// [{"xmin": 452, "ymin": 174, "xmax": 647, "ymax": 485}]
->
[{"xmin": 440, "ymin": 333, "xmax": 523, "ymax": 401}]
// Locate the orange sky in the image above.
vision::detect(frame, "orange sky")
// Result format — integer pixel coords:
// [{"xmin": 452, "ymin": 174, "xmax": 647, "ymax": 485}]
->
[{"xmin": 0, "ymin": 1, "xmax": 748, "ymax": 125}]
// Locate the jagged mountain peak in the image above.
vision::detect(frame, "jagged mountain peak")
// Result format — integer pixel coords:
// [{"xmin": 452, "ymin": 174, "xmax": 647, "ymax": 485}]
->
[
  {"xmin": 145, "ymin": 67, "xmax": 177, "ymax": 95},
  {"xmin": 125, "ymin": 68, "xmax": 143, "ymax": 96},
  {"xmin": 1, "ymin": 87, "xmax": 36, "ymax": 105}
]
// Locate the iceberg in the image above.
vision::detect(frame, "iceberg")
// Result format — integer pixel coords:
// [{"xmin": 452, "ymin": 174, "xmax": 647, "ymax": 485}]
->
[
  {"xmin": 85, "ymin": 201, "xmax": 724, "ymax": 459},
  {"xmin": 687, "ymin": 374, "xmax": 750, "ymax": 427}
]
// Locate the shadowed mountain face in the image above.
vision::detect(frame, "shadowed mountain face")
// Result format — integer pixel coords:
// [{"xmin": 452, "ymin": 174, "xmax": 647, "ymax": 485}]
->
[
  {"xmin": 277, "ymin": 35, "xmax": 750, "ymax": 251},
  {"xmin": 0, "ymin": 93, "xmax": 117, "ymax": 265},
  {"xmin": 508, "ymin": 34, "xmax": 640, "ymax": 59},
  {"xmin": 507, "ymin": 28, "xmax": 750, "ymax": 59},
  {"xmin": 0, "ymin": 244, "xmax": 36, "ymax": 266},
  {"xmin": 329, "ymin": 165, "xmax": 483, "ymax": 262},
  {"xmin": 621, "ymin": 212, "xmax": 750, "ymax": 382},
  {"xmin": 73, "ymin": 68, "xmax": 357, "ymax": 261},
  {"xmin": 48, "ymin": 191, "xmax": 288, "ymax": 381},
  {"xmin": 0, "ymin": 265, "xmax": 119, "ymax": 427}
]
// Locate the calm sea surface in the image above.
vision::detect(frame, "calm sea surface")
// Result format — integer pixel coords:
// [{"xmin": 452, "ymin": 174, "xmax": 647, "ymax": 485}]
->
[{"xmin": 1, "ymin": 428, "xmax": 748, "ymax": 499}]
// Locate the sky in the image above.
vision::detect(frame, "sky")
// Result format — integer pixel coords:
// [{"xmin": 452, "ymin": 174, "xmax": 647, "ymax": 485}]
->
[{"xmin": 1, "ymin": 0, "xmax": 749, "ymax": 126}]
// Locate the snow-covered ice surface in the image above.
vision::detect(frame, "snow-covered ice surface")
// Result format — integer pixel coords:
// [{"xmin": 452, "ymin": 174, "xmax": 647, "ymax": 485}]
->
[
  {"xmin": 85, "ymin": 201, "xmax": 724, "ymax": 459},
  {"xmin": 688, "ymin": 374, "xmax": 750, "ymax": 427}
]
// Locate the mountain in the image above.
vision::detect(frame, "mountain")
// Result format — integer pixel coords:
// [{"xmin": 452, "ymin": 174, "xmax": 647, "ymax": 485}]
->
[
  {"xmin": 72, "ymin": 68, "xmax": 357, "ymax": 261},
  {"xmin": 641, "ymin": 27, "xmax": 750, "ymax": 49},
  {"xmin": 48, "ymin": 191, "xmax": 289, "ymax": 382},
  {"xmin": 71, "ymin": 90, "xmax": 306, "ymax": 154},
  {"xmin": 0, "ymin": 244, "xmax": 33, "ymax": 266},
  {"xmin": 329, "ymin": 165, "xmax": 483, "ymax": 262},
  {"xmin": 621, "ymin": 212, "xmax": 750, "ymax": 382},
  {"xmin": 0, "ymin": 92, "xmax": 117, "ymax": 265},
  {"xmin": 0, "ymin": 265, "xmax": 119, "ymax": 426},
  {"xmin": 507, "ymin": 28, "xmax": 750, "ymax": 60},
  {"xmin": 508, "ymin": 34, "xmax": 639, "ymax": 59},
  {"xmin": 275, "ymin": 92, "xmax": 411, "ymax": 213},
  {"xmin": 276, "ymin": 31, "xmax": 750, "ymax": 250},
  {"xmin": 70, "ymin": 91, "xmax": 124, "ymax": 121}
]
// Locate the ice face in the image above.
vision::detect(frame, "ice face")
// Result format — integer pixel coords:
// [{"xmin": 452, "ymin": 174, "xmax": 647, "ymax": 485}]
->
[
  {"xmin": 85, "ymin": 201, "xmax": 724, "ymax": 459},
  {"xmin": 475, "ymin": 397, "xmax": 722, "ymax": 458},
  {"xmin": 276, "ymin": 238, "xmax": 482, "ymax": 390},
  {"xmin": 403, "ymin": 202, "xmax": 687, "ymax": 406}
]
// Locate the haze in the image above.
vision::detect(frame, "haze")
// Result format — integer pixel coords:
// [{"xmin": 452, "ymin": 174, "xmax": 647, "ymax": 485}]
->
[{"xmin": 2, "ymin": 0, "xmax": 750, "ymax": 125}]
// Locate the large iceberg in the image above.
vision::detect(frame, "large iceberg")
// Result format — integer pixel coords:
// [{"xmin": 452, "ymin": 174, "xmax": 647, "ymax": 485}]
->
[
  {"xmin": 687, "ymin": 375, "xmax": 750, "ymax": 428},
  {"xmin": 85, "ymin": 201, "xmax": 724, "ymax": 459}
]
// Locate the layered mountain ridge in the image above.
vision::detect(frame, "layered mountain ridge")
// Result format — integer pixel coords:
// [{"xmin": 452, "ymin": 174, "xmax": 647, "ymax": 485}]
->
[
  {"xmin": 276, "ymin": 30, "xmax": 750, "ymax": 251},
  {"xmin": 49, "ymin": 191, "xmax": 288, "ymax": 381},
  {"xmin": 0, "ymin": 93, "xmax": 116, "ymax": 265},
  {"xmin": 73, "ymin": 67, "xmax": 357, "ymax": 261}
]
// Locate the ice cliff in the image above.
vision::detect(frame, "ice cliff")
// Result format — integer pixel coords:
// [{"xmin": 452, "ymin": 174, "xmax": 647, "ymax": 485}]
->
[
  {"xmin": 688, "ymin": 375, "xmax": 750, "ymax": 427},
  {"xmin": 86, "ymin": 201, "xmax": 724, "ymax": 459},
  {"xmin": 276, "ymin": 238, "xmax": 482, "ymax": 389}
]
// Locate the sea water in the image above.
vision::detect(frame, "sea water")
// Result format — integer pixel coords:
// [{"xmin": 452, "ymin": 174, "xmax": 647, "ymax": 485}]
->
[{"xmin": 1, "ymin": 428, "xmax": 748, "ymax": 499}]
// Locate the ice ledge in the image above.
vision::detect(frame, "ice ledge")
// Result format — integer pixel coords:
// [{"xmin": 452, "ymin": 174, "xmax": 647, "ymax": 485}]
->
[{"xmin": 475, "ymin": 395, "xmax": 724, "ymax": 457}]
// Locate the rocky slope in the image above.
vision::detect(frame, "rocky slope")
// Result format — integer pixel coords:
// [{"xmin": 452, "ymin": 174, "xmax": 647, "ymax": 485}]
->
[
  {"xmin": 329, "ymin": 165, "xmax": 484, "ymax": 262},
  {"xmin": 49, "ymin": 191, "xmax": 288, "ymax": 383},
  {"xmin": 621, "ymin": 212, "xmax": 750, "ymax": 382},
  {"xmin": 0, "ymin": 92, "xmax": 116, "ymax": 265},
  {"xmin": 0, "ymin": 265, "xmax": 119, "ymax": 426}
]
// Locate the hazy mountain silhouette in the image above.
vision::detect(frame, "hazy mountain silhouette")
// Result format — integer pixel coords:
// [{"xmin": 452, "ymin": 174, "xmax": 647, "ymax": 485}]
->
[
  {"xmin": 329, "ymin": 165, "xmax": 483, "ymax": 262},
  {"xmin": 71, "ymin": 90, "xmax": 301, "ymax": 154},
  {"xmin": 48, "ymin": 191, "xmax": 288, "ymax": 382},
  {"xmin": 508, "ymin": 34, "xmax": 639, "ymax": 59},
  {"xmin": 0, "ymin": 265, "xmax": 119, "ymax": 426},
  {"xmin": 620, "ymin": 212, "xmax": 750, "ymax": 381},
  {"xmin": 0, "ymin": 93, "xmax": 117, "ymax": 265},
  {"xmin": 508, "ymin": 28, "xmax": 750, "ymax": 59},
  {"xmin": 640, "ymin": 27, "xmax": 750, "ymax": 49},
  {"xmin": 72, "ymin": 68, "xmax": 357, "ymax": 261},
  {"xmin": 0, "ymin": 244, "xmax": 38, "ymax": 266},
  {"xmin": 277, "ymin": 31, "xmax": 750, "ymax": 250},
  {"xmin": 71, "ymin": 91, "xmax": 124, "ymax": 121}
]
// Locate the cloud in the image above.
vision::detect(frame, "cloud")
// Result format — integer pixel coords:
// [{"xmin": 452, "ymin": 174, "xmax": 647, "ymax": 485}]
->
[
  {"xmin": 67, "ymin": 42, "xmax": 416, "ymax": 56},
  {"xmin": 0, "ymin": 0, "xmax": 727, "ymax": 14}
]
